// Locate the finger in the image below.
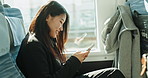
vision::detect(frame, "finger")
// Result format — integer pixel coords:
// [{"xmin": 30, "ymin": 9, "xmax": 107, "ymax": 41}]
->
[
  {"xmin": 85, "ymin": 51, "xmax": 90, "ymax": 55},
  {"xmin": 75, "ymin": 51, "xmax": 81, "ymax": 54},
  {"xmin": 140, "ymin": 65, "xmax": 146, "ymax": 76},
  {"xmin": 84, "ymin": 52, "xmax": 90, "ymax": 57},
  {"xmin": 83, "ymin": 57, "xmax": 86, "ymax": 60}
]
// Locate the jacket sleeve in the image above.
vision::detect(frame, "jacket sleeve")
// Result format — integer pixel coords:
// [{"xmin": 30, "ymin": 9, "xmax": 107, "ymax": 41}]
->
[
  {"xmin": 19, "ymin": 42, "xmax": 81, "ymax": 78},
  {"xmin": 101, "ymin": 10, "xmax": 121, "ymax": 53}
]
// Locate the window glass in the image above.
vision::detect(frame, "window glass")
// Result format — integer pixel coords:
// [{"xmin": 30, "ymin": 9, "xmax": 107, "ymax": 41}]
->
[{"xmin": 4, "ymin": 0, "xmax": 98, "ymax": 52}]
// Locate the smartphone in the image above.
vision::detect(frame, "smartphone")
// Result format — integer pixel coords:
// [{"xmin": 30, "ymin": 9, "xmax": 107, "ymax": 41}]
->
[{"xmin": 86, "ymin": 44, "xmax": 95, "ymax": 51}]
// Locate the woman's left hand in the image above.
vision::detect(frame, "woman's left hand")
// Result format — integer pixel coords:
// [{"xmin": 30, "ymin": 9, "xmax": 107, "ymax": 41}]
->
[{"xmin": 73, "ymin": 51, "xmax": 90, "ymax": 63}]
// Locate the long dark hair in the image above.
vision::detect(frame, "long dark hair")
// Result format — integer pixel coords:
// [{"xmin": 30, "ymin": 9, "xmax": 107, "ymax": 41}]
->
[{"xmin": 29, "ymin": 1, "xmax": 69, "ymax": 62}]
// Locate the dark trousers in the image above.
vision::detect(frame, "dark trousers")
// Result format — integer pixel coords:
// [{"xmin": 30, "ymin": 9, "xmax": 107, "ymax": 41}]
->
[{"xmin": 75, "ymin": 68, "xmax": 125, "ymax": 78}]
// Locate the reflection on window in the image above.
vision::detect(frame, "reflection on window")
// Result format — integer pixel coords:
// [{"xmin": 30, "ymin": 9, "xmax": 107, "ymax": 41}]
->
[{"xmin": 57, "ymin": 0, "xmax": 97, "ymax": 51}]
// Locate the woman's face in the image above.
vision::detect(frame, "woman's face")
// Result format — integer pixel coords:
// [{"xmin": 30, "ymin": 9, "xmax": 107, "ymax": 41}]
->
[{"xmin": 46, "ymin": 14, "xmax": 66, "ymax": 38}]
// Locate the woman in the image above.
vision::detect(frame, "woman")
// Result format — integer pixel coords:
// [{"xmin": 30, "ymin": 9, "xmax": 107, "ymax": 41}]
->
[{"xmin": 16, "ymin": 1, "xmax": 125, "ymax": 78}]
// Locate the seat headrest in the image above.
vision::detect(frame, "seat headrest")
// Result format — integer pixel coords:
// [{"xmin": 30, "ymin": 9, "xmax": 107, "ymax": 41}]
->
[{"xmin": 0, "ymin": 1, "xmax": 4, "ymax": 14}]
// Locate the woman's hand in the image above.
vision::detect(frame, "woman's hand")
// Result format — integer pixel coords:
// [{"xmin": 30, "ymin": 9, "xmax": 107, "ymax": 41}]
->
[
  {"xmin": 140, "ymin": 57, "xmax": 147, "ymax": 76},
  {"xmin": 73, "ymin": 51, "xmax": 90, "ymax": 63}
]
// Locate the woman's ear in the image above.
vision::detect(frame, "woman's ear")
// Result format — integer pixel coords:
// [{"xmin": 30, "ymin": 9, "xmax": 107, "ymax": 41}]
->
[{"xmin": 46, "ymin": 15, "xmax": 51, "ymax": 22}]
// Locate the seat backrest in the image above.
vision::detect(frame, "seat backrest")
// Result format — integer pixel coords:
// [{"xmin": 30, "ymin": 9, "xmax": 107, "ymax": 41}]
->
[
  {"xmin": 0, "ymin": 1, "xmax": 25, "ymax": 77},
  {"xmin": 0, "ymin": 12, "xmax": 10, "ymax": 56},
  {"xmin": 3, "ymin": 3, "xmax": 26, "ymax": 60}
]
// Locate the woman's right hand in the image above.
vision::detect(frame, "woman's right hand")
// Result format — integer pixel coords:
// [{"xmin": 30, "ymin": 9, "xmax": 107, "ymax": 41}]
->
[{"xmin": 73, "ymin": 51, "xmax": 90, "ymax": 63}]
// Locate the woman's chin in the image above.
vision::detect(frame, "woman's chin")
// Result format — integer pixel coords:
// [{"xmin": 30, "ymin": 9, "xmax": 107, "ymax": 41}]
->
[
  {"xmin": 50, "ymin": 35, "xmax": 56, "ymax": 38},
  {"xmin": 53, "ymin": 36, "xmax": 57, "ymax": 38}
]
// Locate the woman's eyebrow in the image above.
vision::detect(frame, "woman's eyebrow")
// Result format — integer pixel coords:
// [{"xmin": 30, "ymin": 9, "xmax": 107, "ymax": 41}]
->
[{"xmin": 61, "ymin": 18, "xmax": 64, "ymax": 21}]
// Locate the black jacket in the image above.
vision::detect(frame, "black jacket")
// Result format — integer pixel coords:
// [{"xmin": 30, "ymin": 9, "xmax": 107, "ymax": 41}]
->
[{"xmin": 16, "ymin": 34, "xmax": 81, "ymax": 78}]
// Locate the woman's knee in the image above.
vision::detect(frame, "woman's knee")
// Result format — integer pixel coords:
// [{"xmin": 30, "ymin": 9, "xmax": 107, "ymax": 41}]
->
[{"xmin": 110, "ymin": 68, "xmax": 125, "ymax": 78}]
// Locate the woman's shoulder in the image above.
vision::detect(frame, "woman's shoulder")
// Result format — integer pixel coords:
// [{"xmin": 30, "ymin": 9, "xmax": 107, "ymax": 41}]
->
[
  {"xmin": 26, "ymin": 40, "xmax": 44, "ymax": 51},
  {"xmin": 19, "ymin": 37, "xmax": 48, "ymax": 58},
  {"xmin": 20, "ymin": 33, "xmax": 45, "ymax": 52},
  {"xmin": 22, "ymin": 33, "xmax": 40, "ymax": 46},
  {"xmin": 26, "ymin": 41, "xmax": 42, "ymax": 49}
]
